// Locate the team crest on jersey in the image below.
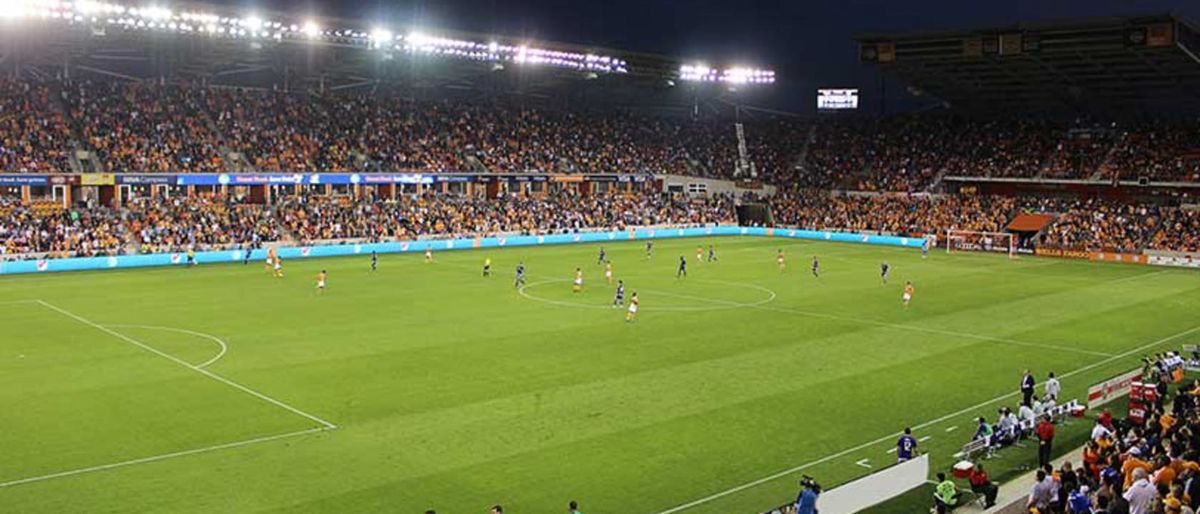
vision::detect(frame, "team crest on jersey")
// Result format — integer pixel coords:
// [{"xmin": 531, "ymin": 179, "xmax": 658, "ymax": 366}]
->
[{"xmin": 36, "ymin": 259, "xmax": 49, "ymax": 271}]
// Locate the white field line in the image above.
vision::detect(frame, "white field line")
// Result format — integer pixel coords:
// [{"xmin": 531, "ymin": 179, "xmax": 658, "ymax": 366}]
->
[
  {"xmin": 652, "ymin": 323, "xmax": 1200, "ymax": 514},
  {"xmin": 919, "ymin": 436, "xmax": 932, "ymax": 442},
  {"xmin": 0, "ymin": 299, "xmax": 40, "ymax": 305},
  {"xmin": 0, "ymin": 427, "xmax": 330, "ymax": 489},
  {"xmin": 35, "ymin": 300, "xmax": 337, "ymax": 430},
  {"xmin": 102, "ymin": 324, "xmax": 228, "ymax": 369}
]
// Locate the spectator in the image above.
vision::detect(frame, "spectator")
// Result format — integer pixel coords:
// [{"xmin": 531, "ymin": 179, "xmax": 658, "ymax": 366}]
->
[
  {"xmin": 1125, "ymin": 468, "xmax": 1156, "ymax": 514},
  {"xmin": 1030, "ymin": 469, "xmax": 1056, "ymax": 513}
]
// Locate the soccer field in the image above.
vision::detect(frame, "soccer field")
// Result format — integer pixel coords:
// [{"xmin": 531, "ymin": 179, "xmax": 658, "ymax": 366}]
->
[{"xmin": 1, "ymin": 236, "xmax": 1197, "ymax": 513}]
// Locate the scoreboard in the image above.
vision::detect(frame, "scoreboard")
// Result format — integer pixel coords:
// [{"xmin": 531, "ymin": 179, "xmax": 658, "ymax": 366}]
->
[{"xmin": 817, "ymin": 89, "xmax": 859, "ymax": 110}]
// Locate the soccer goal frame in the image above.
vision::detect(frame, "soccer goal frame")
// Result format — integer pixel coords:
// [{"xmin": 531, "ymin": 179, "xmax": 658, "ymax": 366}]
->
[{"xmin": 945, "ymin": 229, "xmax": 1017, "ymax": 259}]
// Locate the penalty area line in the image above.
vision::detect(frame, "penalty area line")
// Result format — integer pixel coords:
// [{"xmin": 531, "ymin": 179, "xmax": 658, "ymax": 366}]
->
[
  {"xmin": 0, "ymin": 427, "xmax": 332, "ymax": 489},
  {"xmin": 652, "ymin": 323, "xmax": 1200, "ymax": 514}
]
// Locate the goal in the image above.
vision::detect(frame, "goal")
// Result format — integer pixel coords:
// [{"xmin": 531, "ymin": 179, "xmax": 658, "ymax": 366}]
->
[{"xmin": 945, "ymin": 230, "xmax": 1017, "ymax": 259}]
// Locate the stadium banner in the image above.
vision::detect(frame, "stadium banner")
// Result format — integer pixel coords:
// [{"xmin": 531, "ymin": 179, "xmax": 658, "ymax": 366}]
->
[
  {"xmin": 1147, "ymin": 252, "xmax": 1200, "ymax": 269},
  {"xmin": 116, "ymin": 174, "xmax": 176, "ymax": 185},
  {"xmin": 1087, "ymin": 369, "xmax": 1142, "ymax": 409},
  {"xmin": 0, "ymin": 175, "xmax": 50, "ymax": 186},
  {"xmin": 761, "ymin": 454, "xmax": 929, "ymax": 514},
  {"xmin": 172, "ymin": 173, "xmax": 470, "ymax": 186},
  {"xmin": 1091, "ymin": 252, "xmax": 1148, "ymax": 265},
  {"xmin": 1035, "ymin": 247, "xmax": 1091, "ymax": 260},
  {"xmin": 0, "ymin": 226, "xmax": 925, "ymax": 275},
  {"xmin": 79, "ymin": 173, "xmax": 116, "ymax": 186}
]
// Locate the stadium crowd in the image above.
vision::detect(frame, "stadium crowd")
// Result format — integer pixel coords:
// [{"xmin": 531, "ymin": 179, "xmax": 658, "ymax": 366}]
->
[
  {"xmin": 4, "ymin": 78, "xmax": 1200, "ymax": 189},
  {"xmin": 1018, "ymin": 367, "xmax": 1200, "ymax": 514},
  {"xmin": 0, "ymin": 191, "xmax": 734, "ymax": 257},
  {"xmin": 0, "ymin": 79, "xmax": 73, "ymax": 173},
  {"xmin": 7, "ymin": 188, "xmax": 1200, "ymax": 258}
]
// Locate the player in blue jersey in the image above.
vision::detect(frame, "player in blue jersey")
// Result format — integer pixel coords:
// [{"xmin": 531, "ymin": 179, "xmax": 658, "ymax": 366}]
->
[
  {"xmin": 514, "ymin": 262, "xmax": 526, "ymax": 288},
  {"xmin": 811, "ymin": 256, "xmax": 820, "ymax": 278},
  {"xmin": 597, "ymin": 247, "xmax": 607, "ymax": 265},
  {"xmin": 881, "ymin": 261, "xmax": 890, "ymax": 284},
  {"xmin": 897, "ymin": 427, "xmax": 918, "ymax": 462},
  {"xmin": 676, "ymin": 255, "xmax": 687, "ymax": 278},
  {"xmin": 613, "ymin": 280, "xmax": 626, "ymax": 308}
]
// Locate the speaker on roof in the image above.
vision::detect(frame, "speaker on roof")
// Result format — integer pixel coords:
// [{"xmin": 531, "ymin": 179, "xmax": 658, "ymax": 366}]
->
[
  {"xmin": 859, "ymin": 44, "xmax": 878, "ymax": 63},
  {"xmin": 1125, "ymin": 27, "xmax": 1148, "ymax": 47}
]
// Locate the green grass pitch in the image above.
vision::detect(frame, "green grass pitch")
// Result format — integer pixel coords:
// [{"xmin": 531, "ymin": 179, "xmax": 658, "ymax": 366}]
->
[{"xmin": 1, "ymin": 236, "xmax": 1197, "ymax": 513}]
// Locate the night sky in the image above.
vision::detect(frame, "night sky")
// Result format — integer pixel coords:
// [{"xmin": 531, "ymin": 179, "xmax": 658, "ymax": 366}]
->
[{"xmin": 214, "ymin": 0, "xmax": 1200, "ymax": 111}]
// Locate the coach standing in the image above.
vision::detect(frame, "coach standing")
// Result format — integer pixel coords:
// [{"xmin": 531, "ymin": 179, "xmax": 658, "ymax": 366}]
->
[
  {"xmin": 1021, "ymin": 370, "xmax": 1036, "ymax": 407},
  {"xmin": 1035, "ymin": 415, "xmax": 1055, "ymax": 467}
]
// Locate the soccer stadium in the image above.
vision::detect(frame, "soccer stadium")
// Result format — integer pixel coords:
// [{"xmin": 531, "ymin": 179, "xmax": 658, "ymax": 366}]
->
[{"xmin": 3, "ymin": 1, "xmax": 1200, "ymax": 513}]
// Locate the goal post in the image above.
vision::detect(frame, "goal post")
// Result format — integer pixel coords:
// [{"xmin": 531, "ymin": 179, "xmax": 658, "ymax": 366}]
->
[{"xmin": 945, "ymin": 229, "xmax": 1017, "ymax": 259}]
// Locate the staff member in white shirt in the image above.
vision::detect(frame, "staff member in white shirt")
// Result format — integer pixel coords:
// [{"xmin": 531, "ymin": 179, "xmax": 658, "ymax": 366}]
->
[{"xmin": 1045, "ymin": 371, "xmax": 1061, "ymax": 401}]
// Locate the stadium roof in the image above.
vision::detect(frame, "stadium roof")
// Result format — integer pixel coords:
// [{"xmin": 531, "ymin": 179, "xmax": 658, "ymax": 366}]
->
[
  {"xmin": 0, "ymin": 0, "xmax": 774, "ymax": 109},
  {"xmin": 855, "ymin": 13, "xmax": 1200, "ymax": 115}
]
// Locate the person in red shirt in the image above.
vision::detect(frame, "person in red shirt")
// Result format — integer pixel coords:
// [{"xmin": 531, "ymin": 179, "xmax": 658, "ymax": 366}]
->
[
  {"xmin": 1036, "ymin": 415, "xmax": 1056, "ymax": 467},
  {"xmin": 969, "ymin": 463, "xmax": 999, "ymax": 508},
  {"xmin": 1098, "ymin": 408, "xmax": 1114, "ymax": 430}
]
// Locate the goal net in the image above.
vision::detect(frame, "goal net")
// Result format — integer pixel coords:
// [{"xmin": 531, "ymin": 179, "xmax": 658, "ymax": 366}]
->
[{"xmin": 945, "ymin": 230, "xmax": 1017, "ymax": 259}]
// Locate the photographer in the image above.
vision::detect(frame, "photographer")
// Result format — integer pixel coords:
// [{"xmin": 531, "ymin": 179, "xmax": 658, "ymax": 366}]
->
[{"xmin": 794, "ymin": 476, "xmax": 821, "ymax": 514}]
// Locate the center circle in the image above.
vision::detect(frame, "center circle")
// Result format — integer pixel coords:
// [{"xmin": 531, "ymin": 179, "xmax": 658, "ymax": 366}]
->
[{"xmin": 518, "ymin": 279, "xmax": 777, "ymax": 312}]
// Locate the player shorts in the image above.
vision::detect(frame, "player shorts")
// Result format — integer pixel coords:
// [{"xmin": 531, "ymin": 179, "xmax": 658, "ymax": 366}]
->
[
  {"xmin": 574, "ymin": 278, "xmax": 583, "ymax": 286},
  {"xmin": 317, "ymin": 281, "xmax": 326, "ymax": 289},
  {"xmin": 605, "ymin": 271, "xmax": 612, "ymax": 279},
  {"xmin": 274, "ymin": 263, "xmax": 282, "ymax": 270},
  {"xmin": 902, "ymin": 293, "xmax": 912, "ymax": 302},
  {"xmin": 628, "ymin": 304, "xmax": 638, "ymax": 314}
]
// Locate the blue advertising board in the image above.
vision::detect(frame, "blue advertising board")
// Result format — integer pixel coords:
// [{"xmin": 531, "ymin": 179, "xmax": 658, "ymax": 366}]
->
[{"xmin": 0, "ymin": 226, "xmax": 925, "ymax": 276}]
